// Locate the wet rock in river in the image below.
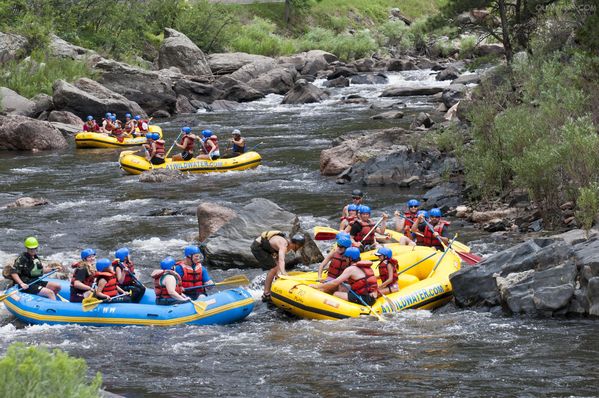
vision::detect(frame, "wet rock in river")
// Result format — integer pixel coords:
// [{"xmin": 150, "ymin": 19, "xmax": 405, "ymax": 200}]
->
[
  {"xmin": 370, "ymin": 111, "xmax": 404, "ymax": 120},
  {"xmin": 0, "ymin": 115, "xmax": 67, "ymax": 151},
  {"xmin": 323, "ymin": 76, "xmax": 350, "ymax": 88},
  {"xmin": 138, "ymin": 169, "xmax": 187, "ymax": 183},
  {"xmin": 196, "ymin": 202, "xmax": 237, "ymax": 243},
  {"xmin": 6, "ymin": 196, "xmax": 50, "ymax": 208},
  {"xmin": 282, "ymin": 79, "xmax": 328, "ymax": 104},
  {"xmin": 350, "ymin": 73, "xmax": 388, "ymax": 85}
]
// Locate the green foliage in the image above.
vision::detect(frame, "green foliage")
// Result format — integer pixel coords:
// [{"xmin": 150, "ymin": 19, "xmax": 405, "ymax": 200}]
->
[
  {"xmin": 229, "ymin": 17, "xmax": 295, "ymax": 56},
  {"xmin": 299, "ymin": 28, "xmax": 378, "ymax": 61},
  {"xmin": 0, "ymin": 51, "xmax": 97, "ymax": 98},
  {"xmin": 459, "ymin": 35, "xmax": 477, "ymax": 58},
  {"xmin": 0, "ymin": 343, "xmax": 102, "ymax": 398},
  {"xmin": 576, "ymin": 184, "xmax": 599, "ymax": 237}
]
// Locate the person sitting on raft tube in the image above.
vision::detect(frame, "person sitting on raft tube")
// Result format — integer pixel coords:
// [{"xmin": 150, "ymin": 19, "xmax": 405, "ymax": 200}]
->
[
  {"xmin": 122, "ymin": 113, "xmax": 135, "ymax": 137},
  {"xmin": 144, "ymin": 133, "xmax": 165, "ymax": 165},
  {"xmin": 251, "ymin": 231, "xmax": 306, "ymax": 302},
  {"xmin": 152, "ymin": 257, "xmax": 190, "ymax": 306},
  {"xmin": 394, "ymin": 199, "xmax": 421, "ymax": 238},
  {"xmin": 136, "ymin": 115, "xmax": 150, "ymax": 136},
  {"xmin": 112, "ymin": 247, "xmax": 145, "ymax": 303},
  {"xmin": 412, "ymin": 208, "xmax": 450, "ymax": 250},
  {"xmin": 174, "ymin": 246, "xmax": 213, "ymax": 301},
  {"xmin": 69, "ymin": 248, "xmax": 97, "ymax": 302},
  {"xmin": 94, "ymin": 258, "xmax": 131, "ymax": 303},
  {"xmin": 8, "ymin": 237, "xmax": 61, "ymax": 301},
  {"xmin": 342, "ymin": 189, "xmax": 364, "ymax": 218},
  {"xmin": 83, "ymin": 116, "xmax": 100, "ymax": 132},
  {"xmin": 318, "ymin": 232, "xmax": 352, "ymax": 283},
  {"xmin": 229, "ymin": 129, "xmax": 245, "ymax": 157},
  {"xmin": 314, "ymin": 247, "xmax": 379, "ymax": 306},
  {"xmin": 374, "ymin": 247, "xmax": 399, "ymax": 294},
  {"xmin": 339, "ymin": 203, "xmax": 359, "ymax": 231},
  {"xmin": 172, "ymin": 127, "xmax": 196, "ymax": 161},
  {"xmin": 101, "ymin": 112, "xmax": 115, "ymax": 135},
  {"xmin": 196, "ymin": 130, "xmax": 220, "ymax": 160},
  {"xmin": 347, "ymin": 205, "xmax": 388, "ymax": 252}
]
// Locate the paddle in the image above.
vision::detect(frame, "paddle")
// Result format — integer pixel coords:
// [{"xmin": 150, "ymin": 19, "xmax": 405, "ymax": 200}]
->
[
  {"xmin": 247, "ymin": 141, "xmax": 264, "ymax": 152},
  {"xmin": 341, "ymin": 282, "xmax": 385, "ymax": 322},
  {"xmin": 359, "ymin": 216, "xmax": 385, "ymax": 245},
  {"xmin": 56, "ymin": 293, "xmax": 69, "ymax": 303},
  {"xmin": 184, "ymin": 275, "xmax": 250, "ymax": 291},
  {"xmin": 378, "ymin": 289, "xmax": 398, "ymax": 312},
  {"xmin": 0, "ymin": 270, "xmax": 58, "ymax": 302},
  {"xmin": 314, "ymin": 226, "xmax": 339, "ymax": 241},
  {"xmin": 190, "ymin": 299, "xmax": 209, "ymax": 314},
  {"xmin": 421, "ymin": 218, "xmax": 477, "ymax": 264},
  {"xmin": 427, "ymin": 234, "xmax": 458, "ymax": 278},
  {"xmin": 165, "ymin": 131, "xmax": 183, "ymax": 158},
  {"xmin": 82, "ymin": 290, "xmax": 132, "ymax": 312}
]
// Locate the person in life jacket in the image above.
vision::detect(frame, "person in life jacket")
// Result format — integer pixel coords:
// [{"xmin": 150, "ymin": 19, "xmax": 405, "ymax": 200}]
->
[
  {"xmin": 342, "ymin": 189, "xmax": 364, "ymax": 218},
  {"xmin": 101, "ymin": 112, "xmax": 114, "ymax": 135},
  {"xmin": 348, "ymin": 205, "xmax": 388, "ymax": 252},
  {"xmin": 111, "ymin": 115, "xmax": 124, "ymax": 137},
  {"xmin": 412, "ymin": 208, "xmax": 450, "ymax": 250},
  {"xmin": 394, "ymin": 199, "xmax": 420, "ymax": 237},
  {"xmin": 152, "ymin": 257, "xmax": 190, "ymax": 305},
  {"xmin": 70, "ymin": 248, "xmax": 97, "ymax": 302},
  {"xmin": 136, "ymin": 115, "xmax": 150, "ymax": 135},
  {"xmin": 8, "ymin": 237, "xmax": 61, "ymax": 300},
  {"xmin": 122, "ymin": 113, "xmax": 135, "ymax": 137},
  {"xmin": 172, "ymin": 126, "xmax": 196, "ymax": 161},
  {"xmin": 374, "ymin": 247, "xmax": 399, "ymax": 294},
  {"xmin": 83, "ymin": 116, "xmax": 100, "ymax": 132},
  {"xmin": 174, "ymin": 245, "xmax": 213, "ymax": 300},
  {"xmin": 196, "ymin": 130, "xmax": 220, "ymax": 160},
  {"xmin": 314, "ymin": 247, "xmax": 379, "ymax": 306},
  {"xmin": 112, "ymin": 247, "xmax": 146, "ymax": 303},
  {"xmin": 318, "ymin": 232, "xmax": 352, "ymax": 284},
  {"xmin": 339, "ymin": 204, "xmax": 359, "ymax": 231},
  {"xmin": 250, "ymin": 231, "xmax": 306, "ymax": 302},
  {"xmin": 229, "ymin": 129, "xmax": 245, "ymax": 157},
  {"xmin": 144, "ymin": 132, "xmax": 165, "ymax": 165},
  {"xmin": 94, "ymin": 258, "xmax": 131, "ymax": 303}
]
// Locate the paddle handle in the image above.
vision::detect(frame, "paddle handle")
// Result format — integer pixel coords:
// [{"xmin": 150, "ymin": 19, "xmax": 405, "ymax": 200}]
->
[
  {"xmin": 18, "ymin": 269, "xmax": 58, "ymax": 289},
  {"xmin": 341, "ymin": 282, "xmax": 385, "ymax": 322},
  {"xmin": 184, "ymin": 284, "xmax": 210, "ymax": 292},
  {"xmin": 427, "ymin": 234, "xmax": 458, "ymax": 278},
  {"xmin": 248, "ymin": 142, "xmax": 263, "ymax": 152},
  {"xmin": 422, "ymin": 218, "xmax": 448, "ymax": 249},
  {"xmin": 165, "ymin": 132, "xmax": 183, "ymax": 158},
  {"xmin": 360, "ymin": 215, "xmax": 385, "ymax": 243}
]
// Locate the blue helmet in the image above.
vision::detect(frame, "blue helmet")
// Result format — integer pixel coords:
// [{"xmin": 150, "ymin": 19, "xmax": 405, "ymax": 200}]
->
[
  {"xmin": 152, "ymin": 133, "xmax": 160, "ymax": 140},
  {"xmin": 96, "ymin": 258, "xmax": 111, "ymax": 272},
  {"xmin": 105, "ymin": 112, "xmax": 111, "ymax": 118},
  {"xmin": 347, "ymin": 204, "xmax": 359, "ymax": 212},
  {"xmin": 201, "ymin": 130, "xmax": 213, "ymax": 138},
  {"xmin": 429, "ymin": 208, "xmax": 442, "ymax": 217},
  {"xmin": 111, "ymin": 115, "xmax": 117, "ymax": 121},
  {"xmin": 184, "ymin": 245, "xmax": 201, "ymax": 257},
  {"xmin": 336, "ymin": 232, "xmax": 352, "ymax": 248},
  {"xmin": 345, "ymin": 247, "xmax": 361, "ymax": 261},
  {"xmin": 134, "ymin": 115, "xmax": 141, "ymax": 121},
  {"xmin": 160, "ymin": 256, "xmax": 176, "ymax": 270},
  {"xmin": 417, "ymin": 210, "xmax": 429, "ymax": 219},
  {"xmin": 181, "ymin": 126, "xmax": 191, "ymax": 134},
  {"xmin": 146, "ymin": 133, "xmax": 153, "ymax": 140},
  {"xmin": 407, "ymin": 199, "xmax": 420, "ymax": 208},
  {"xmin": 80, "ymin": 248, "xmax": 96, "ymax": 260},
  {"xmin": 115, "ymin": 247, "xmax": 129, "ymax": 261},
  {"xmin": 359, "ymin": 205, "xmax": 371, "ymax": 215},
  {"xmin": 374, "ymin": 247, "xmax": 393, "ymax": 259},
  {"xmin": 125, "ymin": 113, "xmax": 132, "ymax": 118},
  {"xmin": 87, "ymin": 115, "xmax": 93, "ymax": 121}
]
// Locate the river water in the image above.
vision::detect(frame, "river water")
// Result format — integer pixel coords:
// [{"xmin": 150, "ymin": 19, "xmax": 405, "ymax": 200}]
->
[{"xmin": 1, "ymin": 70, "xmax": 597, "ymax": 397}]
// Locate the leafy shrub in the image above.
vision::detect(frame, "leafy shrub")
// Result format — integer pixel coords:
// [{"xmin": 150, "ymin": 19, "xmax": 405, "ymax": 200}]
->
[
  {"xmin": 229, "ymin": 17, "xmax": 296, "ymax": 56},
  {"xmin": 459, "ymin": 35, "xmax": 477, "ymax": 59},
  {"xmin": 0, "ymin": 343, "xmax": 102, "ymax": 398},
  {"xmin": 576, "ymin": 184, "xmax": 599, "ymax": 237},
  {"xmin": 299, "ymin": 28, "xmax": 377, "ymax": 61}
]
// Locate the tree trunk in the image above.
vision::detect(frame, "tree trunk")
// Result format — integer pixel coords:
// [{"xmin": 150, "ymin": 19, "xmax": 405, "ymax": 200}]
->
[
  {"xmin": 497, "ymin": 0, "xmax": 514, "ymax": 63},
  {"xmin": 285, "ymin": 0, "xmax": 291, "ymax": 26}
]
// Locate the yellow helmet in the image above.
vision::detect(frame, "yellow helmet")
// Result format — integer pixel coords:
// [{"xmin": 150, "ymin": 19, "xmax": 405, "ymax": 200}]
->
[{"xmin": 24, "ymin": 237, "xmax": 39, "ymax": 249}]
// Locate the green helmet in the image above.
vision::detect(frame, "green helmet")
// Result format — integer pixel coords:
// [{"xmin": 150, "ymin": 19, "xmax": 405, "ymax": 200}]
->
[{"xmin": 24, "ymin": 237, "xmax": 39, "ymax": 249}]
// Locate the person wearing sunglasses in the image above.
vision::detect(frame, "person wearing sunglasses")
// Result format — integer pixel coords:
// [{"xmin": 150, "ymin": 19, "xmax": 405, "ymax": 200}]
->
[
  {"xmin": 342, "ymin": 189, "xmax": 364, "ymax": 218},
  {"xmin": 412, "ymin": 208, "xmax": 450, "ymax": 250},
  {"xmin": 394, "ymin": 199, "xmax": 421, "ymax": 238}
]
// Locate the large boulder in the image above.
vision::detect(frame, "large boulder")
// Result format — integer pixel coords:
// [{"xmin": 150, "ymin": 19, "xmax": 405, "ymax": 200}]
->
[
  {"xmin": 49, "ymin": 35, "xmax": 97, "ymax": 61},
  {"xmin": 279, "ymin": 50, "xmax": 338, "ymax": 76},
  {"xmin": 436, "ymin": 66, "xmax": 460, "ymax": 81},
  {"xmin": 215, "ymin": 76, "xmax": 264, "ymax": 102},
  {"xmin": 6, "ymin": 197, "xmax": 50, "ymax": 208},
  {"xmin": 208, "ymin": 52, "xmax": 274, "ymax": 75},
  {"xmin": 52, "ymin": 78, "xmax": 144, "ymax": 120},
  {"xmin": 0, "ymin": 87, "xmax": 35, "ymax": 116},
  {"xmin": 197, "ymin": 203, "xmax": 238, "ymax": 242},
  {"xmin": 247, "ymin": 67, "xmax": 298, "ymax": 95},
  {"xmin": 0, "ymin": 32, "xmax": 28, "ymax": 63},
  {"xmin": 156, "ymin": 28, "xmax": 211, "ymax": 77},
  {"xmin": 282, "ymin": 79, "xmax": 328, "ymax": 104},
  {"xmin": 386, "ymin": 59, "xmax": 417, "ymax": 72},
  {"xmin": 30, "ymin": 94, "xmax": 54, "ymax": 117},
  {"xmin": 47, "ymin": 110, "xmax": 83, "ymax": 126},
  {"xmin": 381, "ymin": 85, "xmax": 444, "ymax": 97},
  {"xmin": 442, "ymin": 84, "xmax": 469, "ymax": 108},
  {"xmin": 422, "ymin": 182, "xmax": 462, "ymax": 210},
  {"xmin": 0, "ymin": 115, "xmax": 68, "ymax": 150},
  {"xmin": 202, "ymin": 198, "xmax": 323, "ymax": 269},
  {"xmin": 228, "ymin": 58, "xmax": 278, "ymax": 83},
  {"xmin": 173, "ymin": 79, "xmax": 223, "ymax": 104},
  {"xmin": 94, "ymin": 59, "xmax": 177, "ymax": 115}
]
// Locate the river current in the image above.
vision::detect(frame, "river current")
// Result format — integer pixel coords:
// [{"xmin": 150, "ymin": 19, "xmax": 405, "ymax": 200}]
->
[{"xmin": 1, "ymin": 70, "xmax": 597, "ymax": 397}]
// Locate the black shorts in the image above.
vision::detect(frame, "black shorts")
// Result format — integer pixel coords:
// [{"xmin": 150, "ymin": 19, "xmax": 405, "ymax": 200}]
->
[
  {"xmin": 182, "ymin": 151, "xmax": 193, "ymax": 161},
  {"xmin": 22, "ymin": 280, "xmax": 48, "ymax": 295},
  {"xmin": 156, "ymin": 297, "xmax": 189, "ymax": 306},
  {"xmin": 250, "ymin": 240, "xmax": 276, "ymax": 270},
  {"xmin": 348, "ymin": 291, "xmax": 376, "ymax": 306},
  {"xmin": 151, "ymin": 156, "xmax": 165, "ymax": 165}
]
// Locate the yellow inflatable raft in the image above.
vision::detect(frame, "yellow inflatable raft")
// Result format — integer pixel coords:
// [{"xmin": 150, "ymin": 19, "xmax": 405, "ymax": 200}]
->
[
  {"xmin": 75, "ymin": 126, "xmax": 163, "ymax": 148},
  {"xmin": 118, "ymin": 150, "xmax": 262, "ymax": 175},
  {"xmin": 270, "ymin": 244, "xmax": 460, "ymax": 320}
]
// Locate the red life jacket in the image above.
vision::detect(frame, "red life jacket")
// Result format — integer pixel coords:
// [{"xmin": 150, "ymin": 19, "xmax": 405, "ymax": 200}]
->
[
  {"xmin": 70, "ymin": 267, "xmax": 94, "ymax": 288},
  {"xmin": 154, "ymin": 140, "xmax": 165, "ymax": 156},
  {"xmin": 104, "ymin": 121, "xmax": 114, "ymax": 131},
  {"xmin": 83, "ymin": 122, "xmax": 99, "ymax": 132},
  {"xmin": 177, "ymin": 261, "xmax": 204, "ymax": 290},
  {"xmin": 181, "ymin": 136, "xmax": 194, "ymax": 152},
  {"xmin": 207, "ymin": 136, "xmax": 219, "ymax": 152},
  {"xmin": 124, "ymin": 120, "xmax": 135, "ymax": 133},
  {"xmin": 95, "ymin": 271, "xmax": 119, "ymax": 297},
  {"xmin": 354, "ymin": 219, "xmax": 375, "ymax": 245},
  {"xmin": 139, "ymin": 120, "xmax": 149, "ymax": 132},
  {"xmin": 420, "ymin": 221, "xmax": 450, "ymax": 249},
  {"xmin": 348, "ymin": 261, "xmax": 378, "ymax": 295},
  {"xmin": 327, "ymin": 251, "xmax": 350, "ymax": 279},
  {"xmin": 153, "ymin": 270, "xmax": 183, "ymax": 299},
  {"xmin": 378, "ymin": 258, "xmax": 398, "ymax": 284},
  {"xmin": 340, "ymin": 215, "xmax": 357, "ymax": 225},
  {"xmin": 112, "ymin": 259, "xmax": 135, "ymax": 286},
  {"xmin": 403, "ymin": 212, "xmax": 419, "ymax": 235}
]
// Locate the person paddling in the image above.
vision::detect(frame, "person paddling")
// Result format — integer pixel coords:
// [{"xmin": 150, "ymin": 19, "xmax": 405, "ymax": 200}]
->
[
  {"xmin": 69, "ymin": 248, "xmax": 97, "ymax": 302},
  {"xmin": 230, "ymin": 129, "xmax": 245, "ymax": 157},
  {"xmin": 412, "ymin": 208, "xmax": 450, "ymax": 250},
  {"xmin": 8, "ymin": 237, "xmax": 61, "ymax": 301},
  {"xmin": 317, "ymin": 232, "xmax": 352, "ymax": 283},
  {"xmin": 152, "ymin": 257, "xmax": 190, "ymax": 305},
  {"xmin": 94, "ymin": 258, "xmax": 131, "ymax": 303},
  {"xmin": 122, "ymin": 113, "xmax": 135, "ymax": 137},
  {"xmin": 339, "ymin": 204, "xmax": 359, "ymax": 231},
  {"xmin": 196, "ymin": 130, "xmax": 220, "ymax": 160},
  {"xmin": 112, "ymin": 247, "xmax": 145, "ymax": 303},
  {"xmin": 174, "ymin": 246, "xmax": 213, "ymax": 300},
  {"xmin": 250, "ymin": 231, "xmax": 306, "ymax": 302},
  {"xmin": 348, "ymin": 205, "xmax": 388, "ymax": 252},
  {"xmin": 394, "ymin": 199, "xmax": 421, "ymax": 238},
  {"xmin": 172, "ymin": 127, "xmax": 196, "ymax": 161},
  {"xmin": 374, "ymin": 247, "xmax": 399, "ymax": 294},
  {"xmin": 145, "ymin": 133, "xmax": 165, "ymax": 165}
]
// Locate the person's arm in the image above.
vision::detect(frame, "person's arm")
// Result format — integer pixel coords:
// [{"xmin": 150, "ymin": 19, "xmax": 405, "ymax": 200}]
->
[
  {"xmin": 379, "ymin": 263, "xmax": 394, "ymax": 289},
  {"xmin": 376, "ymin": 213, "xmax": 388, "ymax": 234},
  {"xmin": 116, "ymin": 286, "xmax": 126, "ymax": 294},
  {"xmin": 95, "ymin": 278, "xmax": 110, "ymax": 299},
  {"xmin": 435, "ymin": 225, "xmax": 450, "ymax": 246},
  {"xmin": 115, "ymin": 266, "xmax": 125, "ymax": 284},
  {"xmin": 201, "ymin": 267, "xmax": 213, "ymax": 286},
  {"xmin": 272, "ymin": 237, "xmax": 288, "ymax": 276},
  {"xmin": 72, "ymin": 269, "xmax": 93, "ymax": 292},
  {"xmin": 10, "ymin": 272, "xmax": 28, "ymax": 289},
  {"xmin": 314, "ymin": 267, "xmax": 353, "ymax": 291},
  {"xmin": 165, "ymin": 276, "xmax": 189, "ymax": 301},
  {"xmin": 411, "ymin": 216, "xmax": 423, "ymax": 234},
  {"xmin": 317, "ymin": 250, "xmax": 335, "ymax": 280},
  {"xmin": 349, "ymin": 222, "xmax": 362, "ymax": 246},
  {"xmin": 394, "ymin": 211, "xmax": 406, "ymax": 231}
]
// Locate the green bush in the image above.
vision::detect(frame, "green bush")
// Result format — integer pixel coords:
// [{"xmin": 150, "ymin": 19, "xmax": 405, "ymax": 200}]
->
[
  {"xmin": 459, "ymin": 35, "xmax": 476, "ymax": 59},
  {"xmin": 299, "ymin": 28, "xmax": 377, "ymax": 61},
  {"xmin": 576, "ymin": 184, "xmax": 599, "ymax": 237},
  {"xmin": 0, "ymin": 343, "xmax": 102, "ymax": 398},
  {"xmin": 229, "ymin": 17, "xmax": 296, "ymax": 56}
]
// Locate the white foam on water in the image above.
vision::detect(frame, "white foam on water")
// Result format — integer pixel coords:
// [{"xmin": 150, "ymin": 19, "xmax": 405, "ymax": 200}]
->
[
  {"xmin": 128, "ymin": 237, "xmax": 189, "ymax": 254},
  {"xmin": 10, "ymin": 167, "xmax": 45, "ymax": 174},
  {"xmin": 52, "ymin": 199, "xmax": 110, "ymax": 210},
  {"xmin": 97, "ymin": 214, "xmax": 136, "ymax": 224},
  {"xmin": 0, "ymin": 324, "xmax": 17, "ymax": 337},
  {"xmin": 113, "ymin": 199, "xmax": 152, "ymax": 209}
]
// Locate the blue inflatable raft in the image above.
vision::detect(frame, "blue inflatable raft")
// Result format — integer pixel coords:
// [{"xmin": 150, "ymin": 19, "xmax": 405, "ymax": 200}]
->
[{"xmin": 2, "ymin": 279, "xmax": 255, "ymax": 327}]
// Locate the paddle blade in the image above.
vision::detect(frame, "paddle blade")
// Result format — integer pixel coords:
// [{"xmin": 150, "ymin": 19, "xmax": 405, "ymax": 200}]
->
[
  {"xmin": 215, "ymin": 275, "xmax": 250, "ymax": 286},
  {"xmin": 314, "ymin": 226, "xmax": 339, "ymax": 241},
  {"xmin": 0, "ymin": 289, "xmax": 18, "ymax": 303},
  {"xmin": 457, "ymin": 251, "xmax": 482, "ymax": 265},
  {"xmin": 191, "ymin": 300, "xmax": 208, "ymax": 314},
  {"xmin": 82, "ymin": 297, "xmax": 103, "ymax": 312}
]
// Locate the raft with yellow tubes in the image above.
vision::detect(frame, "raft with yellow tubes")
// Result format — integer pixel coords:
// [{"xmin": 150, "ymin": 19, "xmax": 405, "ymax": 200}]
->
[
  {"xmin": 75, "ymin": 126, "xmax": 163, "ymax": 148},
  {"xmin": 270, "ymin": 244, "xmax": 461, "ymax": 320},
  {"xmin": 118, "ymin": 150, "xmax": 262, "ymax": 175}
]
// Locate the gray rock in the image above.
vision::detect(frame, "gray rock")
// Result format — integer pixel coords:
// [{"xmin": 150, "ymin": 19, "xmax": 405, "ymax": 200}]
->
[
  {"xmin": 0, "ymin": 115, "xmax": 67, "ymax": 150},
  {"xmin": 6, "ymin": 197, "xmax": 50, "ymax": 208},
  {"xmin": 587, "ymin": 277, "xmax": 599, "ymax": 316},
  {"xmin": 197, "ymin": 202, "xmax": 237, "ymax": 242},
  {"xmin": 0, "ymin": 87, "xmax": 35, "ymax": 116},
  {"xmin": 282, "ymin": 79, "xmax": 328, "ymax": 104},
  {"xmin": 216, "ymin": 76, "xmax": 264, "ymax": 102},
  {"xmin": 50, "ymin": 122, "xmax": 80, "ymax": 136},
  {"xmin": 350, "ymin": 73, "xmax": 388, "ymax": 85},
  {"xmin": 353, "ymin": 58, "xmax": 375, "ymax": 72},
  {"xmin": 387, "ymin": 59, "xmax": 417, "ymax": 71},
  {"xmin": 0, "ymin": 32, "xmax": 28, "ymax": 63},
  {"xmin": 528, "ymin": 219, "xmax": 543, "ymax": 232},
  {"xmin": 229, "ymin": 58, "xmax": 278, "ymax": 83},
  {"xmin": 52, "ymin": 78, "xmax": 144, "ymax": 120},
  {"xmin": 247, "ymin": 67, "xmax": 298, "ymax": 95},
  {"xmin": 151, "ymin": 110, "xmax": 170, "ymax": 119},
  {"xmin": 138, "ymin": 168, "xmax": 187, "ymax": 183},
  {"xmin": 48, "ymin": 110, "xmax": 83, "ymax": 126},
  {"xmin": 452, "ymin": 73, "xmax": 481, "ymax": 85},
  {"xmin": 282, "ymin": 50, "xmax": 337, "ymax": 76},
  {"xmin": 436, "ymin": 66, "xmax": 460, "ymax": 81},
  {"xmin": 49, "ymin": 35, "xmax": 96, "ymax": 61},
  {"xmin": 157, "ymin": 28, "xmax": 211, "ymax": 77},
  {"xmin": 208, "ymin": 100, "xmax": 243, "ymax": 112},
  {"xmin": 323, "ymin": 76, "xmax": 350, "ymax": 88},
  {"xmin": 204, "ymin": 198, "xmax": 324, "ymax": 269},
  {"xmin": 381, "ymin": 85, "xmax": 444, "ymax": 97},
  {"xmin": 475, "ymin": 43, "xmax": 505, "ymax": 57},
  {"xmin": 441, "ymin": 84, "xmax": 468, "ymax": 108},
  {"xmin": 175, "ymin": 96, "xmax": 196, "ymax": 114},
  {"xmin": 370, "ymin": 111, "xmax": 404, "ymax": 120},
  {"xmin": 207, "ymin": 52, "xmax": 273, "ymax": 75},
  {"xmin": 30, "ymin": 94, "xmax": 54, "ymax": 117},
  {"xmin": 422, "ymin": 182, "xmax": 462, "ymax": 209},
  {"xmin": 173, "ymin": 79, "xmax": 223, "ymax": 104},
  {"xmin": 410, "ymin": 112, "xmax": 434, "ymax": 129},
  {"xmin": 327, "ymin": 66, "xmax": 357, "ymax": 80}
]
